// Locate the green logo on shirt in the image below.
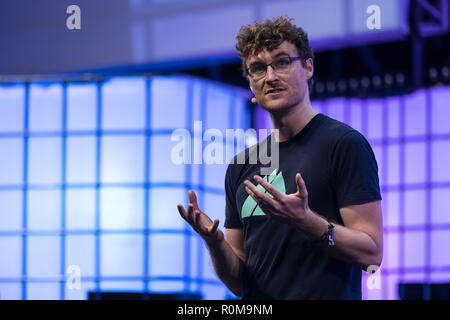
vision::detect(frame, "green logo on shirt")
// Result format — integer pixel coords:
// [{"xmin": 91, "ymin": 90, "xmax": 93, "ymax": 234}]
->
[{"xmin": 241, "ymin": 169, "xmax": 286, "ymax": 219}]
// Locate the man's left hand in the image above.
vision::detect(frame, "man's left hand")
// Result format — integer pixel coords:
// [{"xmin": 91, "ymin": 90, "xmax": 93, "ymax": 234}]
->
[{"xmin": 244, "ymin": 172, "xmax": 311, "ymax": 226}]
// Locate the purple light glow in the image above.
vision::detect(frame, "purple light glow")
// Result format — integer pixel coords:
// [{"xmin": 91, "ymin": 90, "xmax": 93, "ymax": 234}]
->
[{"xmin": 253, "ymin": 86, "xmax": 450, "ymax": 299}]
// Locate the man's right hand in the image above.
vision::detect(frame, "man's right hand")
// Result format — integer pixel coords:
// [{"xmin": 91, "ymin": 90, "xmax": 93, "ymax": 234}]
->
[{"xmin": 177, "ymin": 190, "xmax": 224, "ymax": 245}]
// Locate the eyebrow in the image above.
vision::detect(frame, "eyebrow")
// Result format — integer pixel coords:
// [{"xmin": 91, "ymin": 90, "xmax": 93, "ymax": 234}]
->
[{"xmin": 247, "ymin": 52, "xmax": 291, "ymax": 65}]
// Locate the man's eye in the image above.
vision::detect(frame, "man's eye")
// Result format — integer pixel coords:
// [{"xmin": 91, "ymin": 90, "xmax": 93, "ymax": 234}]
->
[
  {"xmin": 250, "ymin": 65, "xmax": 266, "ymax": 73},
  {"xmin": 275, "ymin": 59, "xmax": 290, "ymax": 67}
]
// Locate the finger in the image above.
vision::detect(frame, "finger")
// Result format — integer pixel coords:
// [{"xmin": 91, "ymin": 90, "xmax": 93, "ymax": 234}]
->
[
  {"xmin": 244, "ymin": 182, "xmax": 265, "ymax": 205},
  {"xmin": 194, "ymin": 209, "xmax": 205, "ymax": 234},
  {"xmin": 177, "ymin": 204, "xmax": 188, "ymax": 221},
  {"xmin": 245, "ymin": 185, "xmax": 260, "ymax": 206},
  {"xmin": 245, "ymin": 184, "xmax": 255, "ymax": 197},
  {"xmin": 187, "ymin": 203, "xmax": 194, "ymax": 223},
  {"xmin": 297, "ymin": 172, "xmax": 308, "ymax": 199},
  {"xmin": 253, "ymin": 175, "xmax": 284, "ymax": 200},
  {"xmin": 245, "ymin": 186, "xmax": 276, "ymax": 218},
  {"xmin": 188, "ymin": 190, "xmax": 199, "ymax": 209},
  {"xmin": 244, "ymin": 180, "xmax": 277, "ymax": 209},
  {"xmin": 208, "ymin": 219, "xmax": 219, "ymax": 234}
]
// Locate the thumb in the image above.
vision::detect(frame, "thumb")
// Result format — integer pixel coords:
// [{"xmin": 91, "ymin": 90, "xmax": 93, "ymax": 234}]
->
[
  {"xmin": 296, "ymin": 172, "xmax": 308, "ymax": 200},
  {"xmin": 295, "ymin": 173, "xmax": 302, "ymax": 193},
  {"xmin": 208, "ymin": 219, "xmax": 219, "ymax": 234}
]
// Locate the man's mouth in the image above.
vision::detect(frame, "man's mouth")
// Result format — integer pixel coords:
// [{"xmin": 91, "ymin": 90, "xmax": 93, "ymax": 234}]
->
[{"xmin": 265, "ymin": 88, "xmax": 285, "ymax": 95}]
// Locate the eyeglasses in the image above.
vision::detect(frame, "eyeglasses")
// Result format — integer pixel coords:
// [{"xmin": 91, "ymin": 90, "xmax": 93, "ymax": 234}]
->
[{"xmin": 246, "ymin": 56, "xmax": 301, "ymax": 81}]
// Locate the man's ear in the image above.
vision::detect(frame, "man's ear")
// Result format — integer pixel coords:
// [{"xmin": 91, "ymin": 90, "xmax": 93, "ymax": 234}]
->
[
  {"xmin": 248, "ymin": 80, "xmax": 256, "ymax": 96},
  {"xmin": 305, "ymin": 58, "xmax": 314, "ymax": 80}
]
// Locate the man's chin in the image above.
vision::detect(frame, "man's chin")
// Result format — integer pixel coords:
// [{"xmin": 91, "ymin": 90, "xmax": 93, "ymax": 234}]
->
[{"xmin": 260, "ymin": 100, "xmax": 292, "ymax": 113}]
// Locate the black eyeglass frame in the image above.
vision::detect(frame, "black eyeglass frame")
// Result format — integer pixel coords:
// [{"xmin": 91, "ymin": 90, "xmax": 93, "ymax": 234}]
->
[{"xmin": 246, "ymin": 56, "xmax": 301, "ymax": 80}]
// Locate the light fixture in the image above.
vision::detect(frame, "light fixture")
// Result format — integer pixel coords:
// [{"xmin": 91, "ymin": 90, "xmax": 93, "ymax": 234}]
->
[
  {"xmin": 338, "ymin": 79, "xmax": 347, "ymax": 92},
  {"xmin": 396, "ymin": 72, "xmax": 405, "ymax": 85},
  {"xmin": 326, "ymin": 81, "xmax": 336, "ymax": 93},
  {"xmin": 429, "ymin": 67, "xmax": 438, "ymax": 81},
  {"xmin": 361, "ymin": 77, "xmax": 370, "ymax": 89},
  {"xmin": 384, "ymin": 74, "xmax": 393, "ymax": 86},
  {"xmin": 442, "ymin": 66, "xmax": 449, "ymax": 79},
  {"xmin": 315, "ymin": 82, "xmax": 324, "ymax": 94},
  {"xmin": 372, "ymin": 75, "xmax": 382, "ymax": 88},
  {"xmin": 349, "ymin": 78, "xmax": 359, "ymax": 90}
]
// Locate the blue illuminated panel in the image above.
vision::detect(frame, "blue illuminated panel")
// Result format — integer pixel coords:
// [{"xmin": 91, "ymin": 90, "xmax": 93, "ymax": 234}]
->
[
  {"xmin": 0, "ymin": 85, "xmax": 24, "ymax": 133},
  {"xmin": 0, "ymin": 138, "xmax": 23, "ymax": 185},
  {"xmin": 28, "ymin": 84, "xmax": 62, "ymax": 132},
  {"xmin": 0, "ymin": 76, "xmax": 251, "ymax": 300},
  {"xmin": 66, "ymin": 83, "xmax": 97, "ymax": 131}
]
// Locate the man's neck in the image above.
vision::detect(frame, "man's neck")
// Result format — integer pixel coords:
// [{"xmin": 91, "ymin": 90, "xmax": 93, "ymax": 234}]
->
[{"xmin": 270, "ymin": 99, "xmax": 318, "ymax": 143}]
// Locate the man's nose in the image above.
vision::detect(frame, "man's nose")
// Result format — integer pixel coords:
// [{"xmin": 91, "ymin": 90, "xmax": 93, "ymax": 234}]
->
[{"xmin": 266, "ymin": 65, "xmax": 279, "ymax": 81}]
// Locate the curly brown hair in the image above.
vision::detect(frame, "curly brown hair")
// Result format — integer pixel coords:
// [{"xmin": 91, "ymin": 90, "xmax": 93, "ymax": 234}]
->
[{"xmin": 235, "ymin": 15, "xmax": 314, "ymax": 88}]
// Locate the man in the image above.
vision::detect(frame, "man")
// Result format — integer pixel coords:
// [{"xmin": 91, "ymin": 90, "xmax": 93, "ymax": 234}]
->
[{"xmin": 177, "ymin": 16, "xmax": 382, "ymax": 299}]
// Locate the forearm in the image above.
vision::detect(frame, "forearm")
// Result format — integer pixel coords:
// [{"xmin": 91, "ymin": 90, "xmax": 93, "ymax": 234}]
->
[
  {"xmin": 204, "ymin": 237, "xmax": 244, "ymax": 297},
  {"xmin": 295, "ymin": 210, "xmax": 382, "ymax": 270}
]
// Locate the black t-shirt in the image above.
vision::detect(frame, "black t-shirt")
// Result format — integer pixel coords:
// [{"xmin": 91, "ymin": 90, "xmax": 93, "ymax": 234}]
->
[{"xmin": 224, "ymin": 113, "xmax": 381, "ymax": 300}]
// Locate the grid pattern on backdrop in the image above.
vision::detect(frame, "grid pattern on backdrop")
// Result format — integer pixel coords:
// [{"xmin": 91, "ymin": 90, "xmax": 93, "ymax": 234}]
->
[{"xmin": 0, "ymin": 76, "xmax": 251, "ymax": 300}]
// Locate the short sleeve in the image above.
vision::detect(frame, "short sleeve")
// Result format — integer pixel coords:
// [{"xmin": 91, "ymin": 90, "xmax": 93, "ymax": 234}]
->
[
  {"xmin": 224, "ymin": 161, "xmax": 243, "ymax": 229},
  {"xmin": 330, "ymin": 130, "xmax": 382, "ymax": 208}
]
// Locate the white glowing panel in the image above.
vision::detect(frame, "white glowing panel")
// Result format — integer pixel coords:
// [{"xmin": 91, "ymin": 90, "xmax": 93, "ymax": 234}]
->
[
  {"xmin": 0, "ymin": 85, "xmax": 24, "ymax": 132},
  {"xmin": 66, "ymin": 136, "xmax": 96, "ymax": 184},
  {"xmin": 404, "ymin": 142, "xmax": 426, "ymax": 184},
  {"xmin": 102, "ymin": 77, "xmax": 146, "ymax": 130},
  {"xmin": 0, "ymin": 283, "xmax": 21, "ymax": 300},
  {"xmin": 27, "ymin": 283, "xmax": 60, "ymax": 300},
  {"xmin": 67, "ymin": 83, "xmax": 97, "ymax": 131},
  {"xmin": 101, "ymin": 136, "xmax": 145, "ymax": 183},
  {"xmin": 431, "ymin": 230, "xmax": 450, "ymax": 268},
  {"xmin": 100, "ymin": 188, "xmax": 144, "ymax": 230},
  {"xmin": 28, "ymin": 137, "xmax": 61, "ymax": 185},
  {"xmin": 404, "ymin": 231, "xmax": 426, "ymax": 269},
  {"xmin": 387, "ymin": 96, "xmax": 401, "ymax": 138},
  {"xmin": 27, "ymin": 190, "xmax": 61, "ymax": 231},
  {"xmin": 366, "ymin": 99, "xmax": 384, "ymax": 141},
  {"xmin": 151, "ymin": 77, "xmax": 188, "ymax": 129},
  {"xmin": 432, "ymin": 141, "xmax": 450, "ymax": 183},
  {"xmin": 66, "ymin": 235, "xmax": 95, "ymax": 277},
  {"xmin": 149, "ymin": 234, "xmax": 184, "ymax": 277},
  {"xmin": 404, "ymin": 190, "xmax": 426, "ymax": 226},
  {"xmin": 205, "ymin": 84, "xmax": 231, "ymax": 133},
  {"xmin": 431, "ymin": 188, "xmax": 450, "ymax": 225},
  {"xmin": 404, "ymin": 89, "xmax": 427, "ymax": 136},
  {"xmin": 29, "ymin": 83, "xmax": 62, "ymax": 132},
  {"xmin": 0, "ymin": 236, "xmax": 22, "ymax": 277},
  {"xmin": 0, "ymin": 138, "xmax": 23, "ymax": 184},
  {"xmin": 0, "ymin": 190, "xmax": 22, "ymax": 231},
  {"xmin": 26, "ymin": 236, "xmax": 60, "ymax": 278},
  {"xmin": 100, "ymin": 234, "xmax": 143, "ymax": 276},
  {"xmin": 431, "ymin": 87, "xmax": 450, "ymax": 135},
  {"xmin": 326, "ymin": 98, "xmax": 346, "ymax": 124},
  {"xmin": 150, "ymin": 135, "xmax": 185, "ymax": 183},
  {"xmin": 65, "ymin": 188, "xmax": 96, "ymax": 230},
  {"xmin": 149, "ymin": 188, "xmax": 186, "ymax": 230}
]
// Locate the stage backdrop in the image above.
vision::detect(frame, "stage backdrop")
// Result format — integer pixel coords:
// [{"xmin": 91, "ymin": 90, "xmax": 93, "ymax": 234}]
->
[
  {"xmin": 254, "ymin": 86, "xmax": 450, "ymax": 299},
  {"xmin": 1, "ymin": 76, "xmax": 449, "ymax": 300},
  {"xmin": 0, "ymin": 75, "xmax": 251, "ymax": 300}
]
